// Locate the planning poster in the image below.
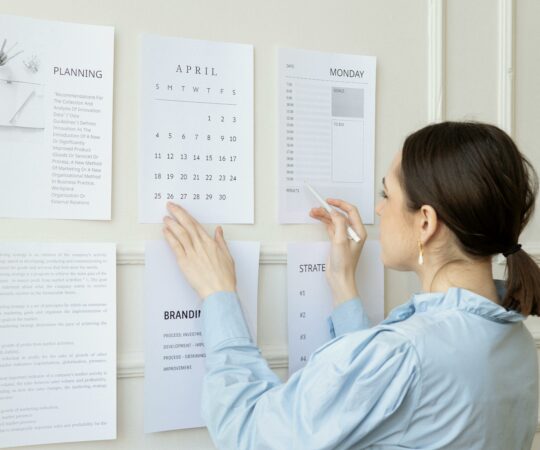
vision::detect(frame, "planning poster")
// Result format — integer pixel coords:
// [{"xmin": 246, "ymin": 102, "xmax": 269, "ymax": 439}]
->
[
  {"xmin": 0, "ymin": 15, "xmax": 114, "ymax": 220},
  {"xmin": 144, "ymin": 239, "xmax": 260, "ymax": 432},
  {"xmin": 279, "ymin": 48, "xmax": 376, "ymax": 224},
  {"xmin": 139, "ymin": 35, "xmax": 254, "ymax": 224},
  {"xmin": 287, "ymin": 241, "xmax": 384, "ymax": 374},
  {"xmin": 0, "ymin": 243, "xmax": 116, "ymax": 448}
]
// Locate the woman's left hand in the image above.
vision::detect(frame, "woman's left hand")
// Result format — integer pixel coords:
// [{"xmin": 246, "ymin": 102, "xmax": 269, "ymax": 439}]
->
[
  {"xmin": 162, "ymin": 202, "xmax": 236, "ymax": 299},
  {"xmin": 310, "ymin": 198, "xmax": 367, "ymax": 306}
]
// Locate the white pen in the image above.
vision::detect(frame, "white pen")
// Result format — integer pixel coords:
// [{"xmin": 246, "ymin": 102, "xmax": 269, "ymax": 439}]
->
[
  {"xmin": 304, "ymin": 182, "xmax": 361, "ymax": 243},
  {"xmin": 9, "ymin": 90, "xmax": 35, "ymax": 124}
]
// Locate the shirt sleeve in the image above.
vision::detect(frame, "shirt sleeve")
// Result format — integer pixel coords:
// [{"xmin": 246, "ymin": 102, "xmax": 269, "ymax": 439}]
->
[
  {"xmin": 328, "ymin": 297, "xmax": 373, "ymax": 338},
  {"xmin": 201, "ymin": 291, "xmax": 421, "ymax": 450}
]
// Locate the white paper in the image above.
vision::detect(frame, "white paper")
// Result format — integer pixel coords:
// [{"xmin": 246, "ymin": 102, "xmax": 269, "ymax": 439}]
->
[
  {"xmin": 0, "ymin": 15, "xmax": 114, "ymax": 220},
  {"xmin": 144, "ymin": 240, "xmax": 260, "ymax": 432},
  {"xmin": 278, "ymin": 48, "xmax": 376, "ymax": 223},
  {"xmin": 0, "ymin": 243, "xmax": 116, "ymax": 448},
  {"xmin": 139, "ymin": 35, "xmax": 254, "ymax": 224},
  {"xmin": 287, "ymin": 241, "xmax": 384, "ymax": 374}
]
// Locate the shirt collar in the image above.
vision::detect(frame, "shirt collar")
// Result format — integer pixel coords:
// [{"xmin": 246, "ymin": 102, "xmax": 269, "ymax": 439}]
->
[{"xmin": 382, "ymin": 280, "xmax": 525, "ymax": 325}]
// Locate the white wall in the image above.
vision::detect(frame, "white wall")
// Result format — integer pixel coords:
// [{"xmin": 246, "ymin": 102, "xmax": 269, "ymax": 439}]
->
[{"xmin": 1, "ymin": 0, "xmax": 539, "ymax": 448}]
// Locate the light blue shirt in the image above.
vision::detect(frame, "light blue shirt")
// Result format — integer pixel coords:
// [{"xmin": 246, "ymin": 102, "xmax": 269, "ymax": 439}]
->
[{"xmin": 201, "ymin": 281, "xmax": 538, "ymax": 449}]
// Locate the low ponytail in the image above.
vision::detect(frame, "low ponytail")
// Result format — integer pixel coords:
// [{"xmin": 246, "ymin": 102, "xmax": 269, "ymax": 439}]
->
[
  {"xmin": 400, "ymin": 121, "xmax": 540, "ymax": 316},
  {"xmin": 504, "ymin": 249, "xmax": 540, "ymax": 316}
]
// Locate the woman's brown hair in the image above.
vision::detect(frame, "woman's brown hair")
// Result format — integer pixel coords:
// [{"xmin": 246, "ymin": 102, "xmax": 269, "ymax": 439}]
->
[{"xmin": 401, "ymin": 121, "xmax": 540, "ymax": 316}]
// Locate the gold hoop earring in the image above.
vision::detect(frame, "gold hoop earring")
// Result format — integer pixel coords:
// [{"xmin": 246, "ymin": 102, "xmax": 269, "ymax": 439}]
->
[{"xmin": 418, "ymin": 241, "xmax": 424, "ymax": 266}]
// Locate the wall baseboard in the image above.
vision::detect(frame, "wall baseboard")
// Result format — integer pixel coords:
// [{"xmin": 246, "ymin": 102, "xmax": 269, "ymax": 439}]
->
[
  {"xmin": 117, "ymin": 345, "xmax": 288, "ymax": 379},
  {"xmin": 119, "ymin": 336, "xmax": 540, "ymax": 379},
  {"xmin": 118, "ymin": 242, "xmax": 540, "ymax": 267},
  {"xmin": 117, "ymin": 242, "xmax": 287, "ymax": 266}
]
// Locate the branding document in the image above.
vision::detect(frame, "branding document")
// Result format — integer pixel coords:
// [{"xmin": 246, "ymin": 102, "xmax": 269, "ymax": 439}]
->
[
  {"xmin": 0, "ymin": 243, "xmax": 116, "ymax": 448},
  {"xmin": 139, "ymin": 35, "xmax": 254, "ymax": 223},
  {"xmin": 279, "ymin": 48, "xmax": 376, "ymax": 224},
  {"xmin": 144, "ymin": 239, "xmax": 259, "ymax": 432},
  {"xmin": 287, "ymin": 241, "xmax": 384, "ymax": 374},
  {"xmin": 0, "ymin": 15, "xmax": 114, "ymax": 220}
]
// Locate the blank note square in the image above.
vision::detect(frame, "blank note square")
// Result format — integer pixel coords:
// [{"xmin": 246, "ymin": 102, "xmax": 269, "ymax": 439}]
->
[
  {"xmin": 332, "ymin": 119, "xmax": 364, "ymax": 182},
  {"xmin": 331, "ymin": 87, "xmax": 364, "ymax": 118}
]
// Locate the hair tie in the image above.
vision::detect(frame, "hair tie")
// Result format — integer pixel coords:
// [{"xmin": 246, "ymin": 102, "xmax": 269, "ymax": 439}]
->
[{"xmin": 503, "ymin": 244, "xmax": 522, "ymax": 257}]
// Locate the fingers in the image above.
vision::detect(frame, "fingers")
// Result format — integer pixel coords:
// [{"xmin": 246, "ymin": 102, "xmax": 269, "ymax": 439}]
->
[
  {"xmin": 310, "ymin": 206, "xmax": 333, "ymax": 225},
  {"xmin": 311, "ymin": 205, "xmax": 359, "ymax": 244},
  {"xmin": 327, "ymin": 198, "xmax": 367, "ymax": 239},
  {"xmin": 330, "ymin": 210, "xmax": 348, "ymax": 243},
  {"xmin": 214, "ymin": 226, "xmax": 228, "ymax": 254},
  {"xmin": 167, "ymin": 202, "xmax": 211, "ymax": 243},
  {"xmin": 310, "ymin": 207, "xmax": 332, "ymax": 225},
  {"xmin": 164, "ymin": 216, "xmax": 193, "ymax": 253},
  {"xmin": 310, "ymin": 207, "xmax": 336, "ymax": 239},
  {"xmin": 163, "ymin": 227, "xmax": 187, "ymax": 261},
  {"xmin": 166, "ymin": 202, "xmax": 198, "ymax": 237}
]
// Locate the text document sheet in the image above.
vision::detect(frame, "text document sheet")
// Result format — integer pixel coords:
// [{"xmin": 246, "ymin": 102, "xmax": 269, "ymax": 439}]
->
[
  {"xmin": 279, "ymin": 48, "xmax": 376, "ymax": 224},
  {"xmin": 0, "ymin": 15, "xmax": 114, "ymax": 220},
  {"xmin": 144, "ymin": 239, "xmax": 260, "ymax": 432},
  {"xmin": 140, "ymin": 35, "xmax": 254, "ymax": 224},
  {"xmin": 0, "ymin": 243, "xmax": 116, "ymax": 448},
  {"xmin": 287, "ymin": 240, "xmax": 383, "ymax": 374}
]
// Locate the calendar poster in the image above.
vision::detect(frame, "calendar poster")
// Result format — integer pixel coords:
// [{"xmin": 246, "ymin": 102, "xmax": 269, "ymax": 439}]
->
[
  {"xmin": 287, "ymin": 241, "xmax": 384, "ymax": 375},
  {"xmin": 279, "ymin": 48, "xmax": 376, "ymax": 224},
  {"xmin": 139, "ymin": 34, "xmax": 254, "ymax": 223}
]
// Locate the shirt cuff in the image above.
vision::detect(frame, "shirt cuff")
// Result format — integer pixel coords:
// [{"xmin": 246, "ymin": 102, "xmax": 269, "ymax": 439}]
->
[
  {"xmin": 328, "ymin": 297, "xmax": 372, "ymax": 338},
  {"xmin": 202, "ymin": 291, "xmax": 252, "ymax": 351}
]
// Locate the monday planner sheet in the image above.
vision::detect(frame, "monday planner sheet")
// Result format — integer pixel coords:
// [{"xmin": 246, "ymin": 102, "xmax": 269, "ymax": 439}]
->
[
  {"xmin": 279, "ymin": 48, "xmax": 376, "ymax": 224},
  {"xmin": 139, "ymin": 34, "xmax": 254, "ymax": 224}
]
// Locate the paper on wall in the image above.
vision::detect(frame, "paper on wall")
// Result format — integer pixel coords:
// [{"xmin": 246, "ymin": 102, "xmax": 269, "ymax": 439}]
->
[
  {"xmin": 279, "ymin": 47, "xmax": 376, "ymax": 224},
  {"xmin": 0, "ymin": 243, "xmax": 116, "ymax": 448},
  {"xmin": 144, "ymin": 239, "xmax": 260, "ymax": 432},
  {"xmin": 287, "ymin": 240, "xmax": 384, "ymax": 374},
  {"xmin": 139, "ymin": 35, "xmax": 254, "ymax": 224},
  {"xmin": 0, "ymin": 15, "xmax": 114, "ymax": 220}
]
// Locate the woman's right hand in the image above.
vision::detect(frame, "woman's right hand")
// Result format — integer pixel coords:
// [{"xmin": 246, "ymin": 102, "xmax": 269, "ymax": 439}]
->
[{"xmin": 310, "ymin": 199, "xmax": 367, "ymax": 306}]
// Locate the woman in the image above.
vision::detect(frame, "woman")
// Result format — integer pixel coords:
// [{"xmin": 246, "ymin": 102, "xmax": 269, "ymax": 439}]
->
[{"xmin": 163, "ymin": 121, "xmax": 540, "ymax": 449}]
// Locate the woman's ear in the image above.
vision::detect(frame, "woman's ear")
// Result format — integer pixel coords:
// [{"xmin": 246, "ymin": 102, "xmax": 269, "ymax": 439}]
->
[{"xmin": 418, "ymin": 205, "xmax": 438, "ymax": 245}]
